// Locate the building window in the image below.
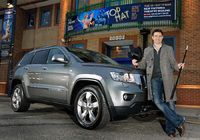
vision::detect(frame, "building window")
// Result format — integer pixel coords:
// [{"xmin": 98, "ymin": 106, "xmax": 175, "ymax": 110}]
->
[
  {"xmin": 120, "ymin": 0, "xmax": 135, "ymax": 5},
  {"xmin": 41, "ymin": 8, "xmax": 51, "ymax": 26},
  {"xmin": 110, "ymin": 46, "xmax": 130, "ymax": 59},
  {"xmin": 56, "ymin": 6, "xmax": 60, "ymax": 24},
  {"xmin": 73, "ymin": 44, "xmax": 84, "ymax": 49},
  {"xmin": 107, "ymin": 45, "xmax": 132, "ymax": 66},
  {"xmin": 76, "ymin": 0, "xmax": 87, "ymax": 9},
  {"xmin": 163, "ymin": 36, "xmax": 175, "ymax": 55},
  {"xmin": 26, "ymin": 11, "xmax": 36, "ymax": 28},
  {"xmin": 0, "ymin": 17, "xmax": 3, "ymax": 32},
  {"xmin": 105, "ymin": 0, "xmax": 135, "ymax": 7}
]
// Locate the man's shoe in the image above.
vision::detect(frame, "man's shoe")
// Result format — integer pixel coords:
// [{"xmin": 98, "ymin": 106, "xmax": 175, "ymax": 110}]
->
[
  {"xmin": 168, "ymin": 132, "xmax": 176, "ymax": 138},
  {"xmin": 179, "ymin": 121, "xmax": 185, "ymax": 137}
]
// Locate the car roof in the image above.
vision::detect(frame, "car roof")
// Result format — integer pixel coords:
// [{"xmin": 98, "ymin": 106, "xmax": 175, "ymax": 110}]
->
[{"xmin": 29, "ymin": 45, "xmax": 65, "ymax": 53}]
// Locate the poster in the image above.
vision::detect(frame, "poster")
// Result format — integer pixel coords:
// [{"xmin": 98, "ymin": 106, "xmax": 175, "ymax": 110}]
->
[
  {"xmin": 0, "ymin": 7, "xmax": 14, "ymax": 59},
  {"xmin": 66, "ymin": 1, "xmax": 175, "ymax": 33}
]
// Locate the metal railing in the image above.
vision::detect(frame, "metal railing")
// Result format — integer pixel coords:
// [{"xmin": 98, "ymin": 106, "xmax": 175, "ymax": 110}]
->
[{"xmin": 65, "ymin": 0, "xmax": 181, "ymax": 38}]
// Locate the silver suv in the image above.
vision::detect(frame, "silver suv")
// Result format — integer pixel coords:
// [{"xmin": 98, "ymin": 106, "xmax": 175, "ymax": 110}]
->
[{"xmin": 11, "ymin": 45, "xmax": 150, "ymax": 129}]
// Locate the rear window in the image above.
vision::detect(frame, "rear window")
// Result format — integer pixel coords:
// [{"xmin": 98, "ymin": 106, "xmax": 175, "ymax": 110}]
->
[{"xmin": 20, "ymin": 52, "xmax": 34, "ymax": 65}]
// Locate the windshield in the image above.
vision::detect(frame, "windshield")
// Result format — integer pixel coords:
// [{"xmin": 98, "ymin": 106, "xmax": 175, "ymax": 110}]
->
[{"xmin": 66, "ymin": 47, "xmax": 119, "ymax": 65}]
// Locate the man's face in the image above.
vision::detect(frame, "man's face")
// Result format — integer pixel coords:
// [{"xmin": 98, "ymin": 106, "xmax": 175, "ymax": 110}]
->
[
  {"xmin": 91, "ymin": 13, "xmax": 94, "ymax": 17},
  {"xmin": 152, "ymin": 32, "xmax": 163, "ymax": 45}
]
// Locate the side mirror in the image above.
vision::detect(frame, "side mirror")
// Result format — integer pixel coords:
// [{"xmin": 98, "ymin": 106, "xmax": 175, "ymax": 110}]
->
[
  {"xmin": 128, "ymin": 46, "xmax": 143, "ymax": 62},
  {"xmin": 52, "ymin": 54, "xmax": 68, "ymax": 64}
]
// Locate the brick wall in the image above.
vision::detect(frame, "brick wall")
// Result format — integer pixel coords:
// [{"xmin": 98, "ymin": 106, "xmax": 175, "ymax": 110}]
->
[
  {"xmin": 57, "ymin": 0, "xmax": 72, "ymax": 46},
  {"xmin": 175, "ymin": 0, "xmax": 200, "ymax": 105},
  {"xmin": 177, "ymin": 88, "xmax": 200, "ymax": 105},
  {"xmin": 89, "ymin": 0, "xmax": 102, "ymax": 5},
  {"xmin": 179, "ymin": 0, "xmax": 200, "ymax": 85},
  {"xmin": 13, "ymin": 7, "xmax": 25, "ymax": 67},
  {"xmin": 17, "ymin": 0, "xmax": 46, "ymax": 5},
  {"xmin": 0, "ymin": 1, "xmax": 7, "ymax": 9},
  {"xmin": 0, "ymin": 59, "xmax": 9, "ymax": 94},
  {"xmin": 17, "ymin": 0, "xmax": 33, "ymax": 5}
]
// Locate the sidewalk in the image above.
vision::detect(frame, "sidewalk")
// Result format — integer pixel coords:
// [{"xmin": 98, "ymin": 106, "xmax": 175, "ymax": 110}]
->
[
  {"xmin": 176, "ymin": 105, "xmax": 200, "ymax": 123},
  {"xmin": 1, "ymin": 94, "xmax": 200, "ymax": 123}
]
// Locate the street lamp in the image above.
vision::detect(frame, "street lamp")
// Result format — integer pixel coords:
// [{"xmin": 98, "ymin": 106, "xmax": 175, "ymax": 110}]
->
[
  {"xmin": 7, "ymin": 0, "xmax": 13, "ymax": 8},
  {"xmin": 61, "ymin": 38, "xmax": 66, "ymax": 47}
]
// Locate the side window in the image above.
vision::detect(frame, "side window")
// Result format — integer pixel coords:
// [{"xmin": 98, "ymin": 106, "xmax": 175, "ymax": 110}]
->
[
  {"xmin": 47, "ymin": 48, "xmax": 66, "ymax": 64},
  {"xmin": 20, "ymin": 53, "xmax": 34, "ymax": 65},
  {"xmin": 31, "ymin": 50, "xmax": 49, "ymax": 64}
]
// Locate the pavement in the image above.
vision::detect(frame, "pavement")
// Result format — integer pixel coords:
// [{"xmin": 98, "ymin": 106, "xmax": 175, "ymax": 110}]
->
[
  {"xmin": 1, "ymin": 94, "xmax": 200, "ymax": 123},
  {"xmin": 175, "ymin": 105, "xmax": 200, "ymax": 123}
]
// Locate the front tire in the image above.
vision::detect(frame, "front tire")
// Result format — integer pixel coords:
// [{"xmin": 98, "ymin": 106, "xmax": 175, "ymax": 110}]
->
[
  {"xmin": 11, "ymin": 84, "xmax": 30, "ymax": 112},
  {"xmin": 74, "ymin": 85, "xmax": 110, "ymax": 129}
]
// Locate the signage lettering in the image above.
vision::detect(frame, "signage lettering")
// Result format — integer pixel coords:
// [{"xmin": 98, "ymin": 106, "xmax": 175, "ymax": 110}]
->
[{"xmin": 109, "ymin": 35, "xmax": 125, "ymax": 41}]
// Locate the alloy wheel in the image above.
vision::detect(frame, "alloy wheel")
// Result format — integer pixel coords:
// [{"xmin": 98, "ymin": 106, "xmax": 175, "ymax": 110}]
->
[
  {"xmin": 77, "ymin": 91, "xmax": 100, "ymax": 125},
  {"xmin": 12, "ymin": 87, "xmax": 22, "ymax": 109}
]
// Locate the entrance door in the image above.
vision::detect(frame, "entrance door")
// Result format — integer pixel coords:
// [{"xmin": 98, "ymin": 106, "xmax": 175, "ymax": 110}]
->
[{"xmin": 104, "ymin": 40, "xmax": 133, "ymax": 66}]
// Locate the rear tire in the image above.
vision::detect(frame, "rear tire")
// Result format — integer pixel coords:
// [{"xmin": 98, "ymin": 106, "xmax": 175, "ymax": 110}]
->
[
  {"xmin": 11, "ymin": 84, "xmax": 30, "ymax": 112},
  {"xmin": 74, "ymin": 85, "xmax": 110, "ymax": 129}
]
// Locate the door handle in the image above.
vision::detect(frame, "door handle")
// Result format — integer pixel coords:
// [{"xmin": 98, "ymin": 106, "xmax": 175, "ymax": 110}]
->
[
  {"xmin": 42, "ymin": 67, "xmax": 48, "ymax": 70},
  {"xmin": 24, "ymin": 67, "xmax": 29, "ymax": 70}
]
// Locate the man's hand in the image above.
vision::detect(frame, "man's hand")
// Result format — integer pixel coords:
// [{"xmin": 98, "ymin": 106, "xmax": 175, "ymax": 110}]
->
[
  {"xmin": 178, "ymin": 63, "xmax": 185, "ymax": 69},
  {"xmin": 132, "ymin": 59, "xmax": 138, "ymax": 66}
]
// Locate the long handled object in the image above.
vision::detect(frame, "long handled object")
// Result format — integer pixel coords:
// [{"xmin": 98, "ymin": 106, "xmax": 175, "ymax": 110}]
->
[{"xmin": 170, "ymin": 45, "xmax": 189, "ymax": 99}]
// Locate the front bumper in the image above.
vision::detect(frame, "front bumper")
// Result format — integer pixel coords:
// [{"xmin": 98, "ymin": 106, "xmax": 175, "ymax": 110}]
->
[
  {"xmin": 102, "ymin": 78, "xmax": 148, "ymax": 120},
  {"xmin": 110, "ymin": 102, "xmax": 143, "ymax": 120}
]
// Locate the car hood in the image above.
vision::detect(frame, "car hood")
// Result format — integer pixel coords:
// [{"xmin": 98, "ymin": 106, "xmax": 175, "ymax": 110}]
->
[
  {"xmin": 82, "ymin": 63, "xmax": 131, "ymax": 69},
  {"xmin": 81, "ymin": 63, "xmax": 145, "ymax": 75}
]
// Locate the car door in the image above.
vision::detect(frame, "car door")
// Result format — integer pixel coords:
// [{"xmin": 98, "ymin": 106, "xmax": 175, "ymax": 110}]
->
[
  {"xmin": 19, "ymin": 52, "xmax": 38, "ymax": 98},
  {"xmin": 39, "ymin": 48, "xmax": 70, "ymax": 104},
  {"xmin": 27, "ymin": 49, "xmax": 49, "ymax": 99}
]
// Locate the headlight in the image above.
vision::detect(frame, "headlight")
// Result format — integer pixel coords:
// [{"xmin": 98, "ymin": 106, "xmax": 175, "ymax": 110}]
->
[{"xmin": 110, "ymin": 72, "xmax": 141, "ymax": 84}]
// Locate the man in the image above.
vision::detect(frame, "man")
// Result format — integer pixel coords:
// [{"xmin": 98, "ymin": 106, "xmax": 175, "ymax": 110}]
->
[{"xmin": 132, "ymin": 29, "xmax": 185, "ymax": 138}]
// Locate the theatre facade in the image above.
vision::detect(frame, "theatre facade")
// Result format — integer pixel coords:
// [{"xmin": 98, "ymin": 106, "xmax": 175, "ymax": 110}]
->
[{"xmin": 0, "ymin": 0, "xmax": 199, "ymax": 105}]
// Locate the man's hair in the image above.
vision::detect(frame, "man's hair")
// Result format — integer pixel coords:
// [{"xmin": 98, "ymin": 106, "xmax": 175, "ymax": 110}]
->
[{"xmin": 152, "ymin": 29, "xmax": 163, "ymax": 36}]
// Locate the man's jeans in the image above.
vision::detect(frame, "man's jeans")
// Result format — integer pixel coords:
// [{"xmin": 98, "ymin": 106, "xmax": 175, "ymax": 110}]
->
[{"xmin": 151, "ymin": 78, "xmax": 185, "ymax": 134}]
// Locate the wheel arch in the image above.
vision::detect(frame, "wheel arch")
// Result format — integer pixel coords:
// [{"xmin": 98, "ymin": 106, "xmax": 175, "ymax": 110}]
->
[
  {"xmin": 70, "ymin": 79, "xmax": 111, "ymax": 115},
  {"xmin": 11, "ymin": 79, "xmax": 22, "ymax": 94}
]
